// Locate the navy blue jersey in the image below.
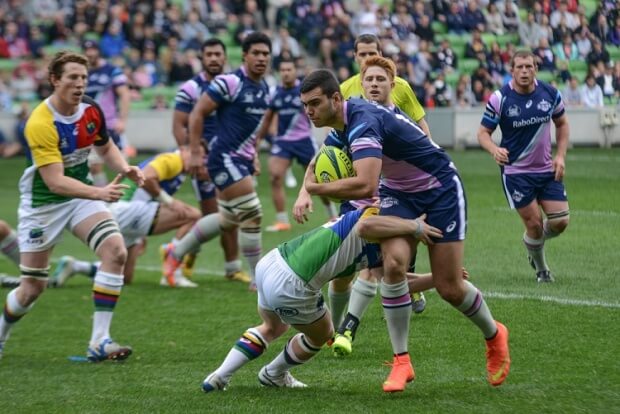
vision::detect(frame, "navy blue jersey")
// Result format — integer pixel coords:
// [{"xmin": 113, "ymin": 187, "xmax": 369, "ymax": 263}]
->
[
  {"xmin": 85, "ymin": 62, "xmax": 126, "ymax": 129},
  {"xmin": 481, "ymin": 80, "xmax": 565, "ymax": 175},
  {"xmin": 206, "ymin": 67, "xmax": 271, "ymax": 162},
  {"xmin": 174, "ymin": 72, "xmax": 217, "ymax": 143},
  {"xmin": 330, "ymin": 99, "xmax": 457, "ymax": 194},
  {"xmin": 269, "ymin": 80, "xmax": 312, "ymax": 142}
]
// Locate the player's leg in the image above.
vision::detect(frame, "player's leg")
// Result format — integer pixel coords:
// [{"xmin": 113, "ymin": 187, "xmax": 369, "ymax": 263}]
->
[
  {"xmin": 72, "ymin": 206, "xmax": 131, "ymax": 362},
  {"xmin": 0, "ymin": 250, "xmax": 50, "ymax": 358},
  {"xmin": 327, "ymin": 275, "xmax": 353, "ymax": 329},
  {"xmin": 0, "ymin": 220, "xmax": 19, "ymax": 266},
  {"xmin": 380, "ymin": 236, "xmax": 415, "ymax": 392},
  {"xmin": 516, "ymin": 201, "xmax": 553, "ymax": 282},
  {"xmin": 266, "ymin": 152, "xmax": 293, "ymax": 232},
  {"xmin": 333, "ymin": 267, "xmax": 379, "ymax": 356},
  {"xmin": 540, "ymin": 200, "xmax": 570, "ymax": 239},
  {"xmin": 430, "ymin": 241, "xmax": 510, "ymax": 386}
]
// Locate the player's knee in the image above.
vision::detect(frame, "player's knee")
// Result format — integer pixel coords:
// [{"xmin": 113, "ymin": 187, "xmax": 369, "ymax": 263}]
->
[
  {"xmin": 269, "ymin": 172, "xmax": 284, "ymax": 187},
  {"xmin": 382, "ymin": 253, "xmax": 409, "ymax": 279},
  {"xmin": 524, "ymin": 218, "xmax": 544, "ymax": 238},
  {"xmin": 99, "ymin": 241, "xmax": 127, "ymax": 268},
  {"xmin": 18, "ymin": 266, "xmax": 49, "ymax": 303},
  {"xmin": 260, "ymin": 323, "xmax": 288, "ymax": 342},
  {"xmin": 547, "ymin": 210, "xmax": 570, "ymax": 234},
  {"xmin": 330, "ymin": 277, "xmax": 352, "ymax": 293},
  {"xmin": 187, "ymin": 206, "xmax": 202, "ymax": 222},
  {"xmin": 435, "ymin": 280, "xmax": 465, "ymax": 306},
  {"xmin": 0, "ymin": 220, "xmax": 11, "ymax": 238},
  {"xmin": 220, "ymin": 192, "xmax": 263, "ymax": 225}
]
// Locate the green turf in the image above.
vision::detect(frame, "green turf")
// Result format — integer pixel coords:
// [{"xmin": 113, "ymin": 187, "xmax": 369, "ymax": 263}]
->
[{"xmin": 0, "ymin": 149, "xmax": 618, "ymax": 413}]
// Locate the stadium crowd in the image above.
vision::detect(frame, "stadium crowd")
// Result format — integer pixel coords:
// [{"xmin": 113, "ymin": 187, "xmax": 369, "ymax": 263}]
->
[{"xmin": 0, "ymin": 0, "xmax": 618, "ymax": 149}]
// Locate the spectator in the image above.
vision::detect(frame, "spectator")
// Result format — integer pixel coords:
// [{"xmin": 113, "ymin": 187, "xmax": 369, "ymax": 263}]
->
[
  {"xmin": 550, "ymin": 1, "xmax": 579, "ymax": 30},
  {"xmin": 0, "ymin": 78, "xmax": 13, "ymax": 112},
  {"xmin": 539, "ymin": 14, "xmax": 555, "ymax": 45},
  {"xmin": 563, "ymin": 76, "xmax": 583, "ymax": 106},
  {"xmin": 590, "ymin": 13, "xmax": 609, "ymax": 43},
  {"xmin": 27, "ymin": 25, "xmax": 45, "ymax": 59},
  {"xmin": 234, "ymin": 13, "xmax": 258, "ymax": 45},
  {"xmin": 553, "ymin": 16, "xmax": 573, "ymax": 44},
  {"xmin": 463, "ymin": 0, "xmax": 486, "ymax": 33},
  {"xmin": 533, "ymin": 37, "xmax": 556, "ymax": 72},
  {"xmin": 455, "ymin": 74, "xmax": 476, "ymax": 107},
  {"xmin": 3, "ymin": 21, "xmax": 29, "ymax": 58},
  {"xmin": 575, "ymin": 30, "xmax": 592, "ymax": 59},
  {"xmin": 554, "ymin": 34, "xmax": 579, "ymax": 62},
  {"xmin": 597, "ymin": 63, "xmax": 616, "ymax": 104},
  {"xmin": 432, "ymin": 72, "xmax": 452, "ymax": 107},
  {"xmin": 141, "ymin": 46, "xmax": 165, "ymax": 86},
  {"xmin": 127, "ymin": 11, "xmax": 148, "ymax": 51},
  {"xmin": 486, "ymin": 3, "xmax": 505, "ymax": 35},
  {"xmin": 471, "ymin": 65, "xmax": 494, "ymax": 91},
  {"xmin": 272, "ymin": 27, "xmax": 301, "ymax": 59},
  {"xmin": 181, "ymin": 10, "xmax": 210, "ymax": 51},
  {"xmin": 350, "ymin": 0, "xmax": 379, "ymax": 36},
  {"xmin": 410, "ymin": 0, "xmax": 428, "ymax": 27},
  {"xmin": 586, "ymin": 39, "xmax": 610, "ymax": 68},
  {"xmin": 465, "ymin": 29, "xmax": 488, "ymax": 62},
  {"xmin": 206, "ymin": 2, "xmax": 229, "ymax": 33},
  {"xmin": 500, "ymin": 1, "xmax": 520, "ymax": 33},
  {"xmin": 168, "ymin": 51, "xmax": 194, "ymax": 85},
  {"xmin": 487, "ymin": 47, "xmax": 507, "ymax": 84},
  {"xmin": 446, "ymin": 2, "xmax": 466, "ymax": 34},
  {"xmin": 390, "ymin": 2, "xmax": 417, "ymax": 53},
  {"xmin": 100, "ymin": 23, "xmax": 127, "ymax": 58},
  {"xmin": 414, "ymin": 15, "xmax": 435, "ymax": 43},
  {"xmin": 519, "ymin": 12, "xmax": 544, "ymax": 49},
  {"xmin": 407, "ymin": 39, "xmax": 433, "ymax": 94},
  {"xmin": 471, "ymin": 79, "xmax": 486, "ymax": 105},
  {"xmin": 608, "ymin": 16, "xmax": 620, "ymax": 47},
  {"xmin": 150, "ymin": 94, "xmax": 170, "ymax": 110},
  {"xmin": 581, "ymin": 75, "xmax": 604, "ymax": 108},
  {"xmin": 11, "ymin": 66, "xmax": 37, "ymax": 102},
  {"xmin": 435, "ymin": 39, "xmax": 458, "ymax": 73},
  {"xmin": 430, "ymin": 0, "xmax": 450, "ymax": 24}
]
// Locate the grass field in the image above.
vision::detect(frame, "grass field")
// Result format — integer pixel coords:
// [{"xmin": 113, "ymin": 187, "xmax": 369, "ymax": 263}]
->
[{"xmin": 0, "ymin": 149, "xmax": 618, "ymax": 414}]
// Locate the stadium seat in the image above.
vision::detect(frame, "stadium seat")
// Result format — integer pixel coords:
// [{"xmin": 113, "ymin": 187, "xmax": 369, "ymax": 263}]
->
[
  {"xmin": 608, "ymin": 46, "xmax": 620, "ymax": 62},
  {"xmin": 432, "ymin": 21, "xmax": 448, "ymax": 34},
  {"xmin": 536, "ymin": 71, "xmax": 556, "ymax": 83},
  {"xmin": 568, "ymin": 60, "xmax": 588, "ymax": 73},
  {"xmin": 458, "ymin": 58, "xmax": 481, "ymax": 73},
  {"xmin": 0, "ymin": 59, "xmax": 19, "ymax": 72},
  {"xmin": 581, "ymin": 0, "xmax": 599, "ymax": 18}
]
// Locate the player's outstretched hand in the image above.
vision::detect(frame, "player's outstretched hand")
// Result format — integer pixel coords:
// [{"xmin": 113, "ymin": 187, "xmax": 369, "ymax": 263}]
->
[
  {"xmin": 292, "ymin": 189, "xmax": 314, "ymax": 224},
  {"xmin": 99, "ymin": 174, "xmax": 130, "ymax": 202},
  {"xmin": 412, "ymin": 213, "xmax": 443, "ymax": 245},
  {"xmin": 123, "ymin": 166, "xmax": 145, "ymax": 187}
]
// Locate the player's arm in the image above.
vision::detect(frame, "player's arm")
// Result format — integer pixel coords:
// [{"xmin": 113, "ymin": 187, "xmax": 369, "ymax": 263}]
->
[
  {"xmin": 305, "ymin": 156, "xmax": 381, "ymax": 200},
  {"xmin": 552, "ymin": 113, "xmax": 569, "ymax": 181},
  {"xmin": 255, "ymin": 108, "xmax": 275, "ymax": 147},
  {"xmin": 477, "ymin": 92, "xmax": 508, "ymax": 165},
  {"xmin": 188, "ymin": 94, "xmax": 218, "ymax": 175},
  {"xmin": 114, "ymin": 84, "xmax": 131, "ymax": 134},
  {"xmin": 172, "ymin": 109, "xmax": 189, "ymax": 147},
  {"xmin": 356, "ymin": 213, "xmax": 443, "ymax": 245},
  {"xmin": 95, "ymin": 139, "xmax": 144, "ymax": 186}
]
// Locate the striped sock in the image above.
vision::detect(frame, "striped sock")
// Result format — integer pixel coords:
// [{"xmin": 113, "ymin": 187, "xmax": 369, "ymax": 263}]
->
[
  {"xmin": 91, "ymin": 271, "xmax": 123, "ymax": 344},
  {"xmin": 523, "ymin": 233, "xmax": 549, "ymax": 271},
  {"xmin": 0, "ymin": 230, "xmax": 19, "ymax": 265},
  {"xmin": 264, "ymin": 333, "xmax": 321, "ymax": 376},
  {"xmin": 381, "ymin": 280, "xmax": 412, "ymax": 355},
  {"xmin": 328, "ymin": 285, "xmax": 351, "ymax": 329},
  {"xmin": 0, "ymin": 289, "xmax": 34, "ymax": 342},
  {"xmin": 216, "ymin": 328, "xmax": 268, "ymax": 382},
  {"xmin": 240, "ymin": 226, "xmax": 261, "ymax": 281},
  {"xmin": 456, "ymin": 281, "xmax": 497, "ymax": 339},
  {"xmin": 174, "ymin": 214, "xmax": 221, "ymax": 259}
]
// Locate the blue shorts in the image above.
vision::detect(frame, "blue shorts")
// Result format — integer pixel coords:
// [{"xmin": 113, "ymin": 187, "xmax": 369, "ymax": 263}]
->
[
  {"xmin": 501, "ymin": 172, "xmax": 567, "ymax": 209},
  {"xmin": 379, "ymin": 175, "xmax": 467, "ymax": 243},
  {"xmin": 191, "ymin": 177, "xmax": 216, "ymax": 201},
  {"xmin": 208, "ymin": 154, "xmax": 255, "ymax": 191},
  {"xmin": 270, "ymin": 138, "xmax": 317, "ymax": 167}
]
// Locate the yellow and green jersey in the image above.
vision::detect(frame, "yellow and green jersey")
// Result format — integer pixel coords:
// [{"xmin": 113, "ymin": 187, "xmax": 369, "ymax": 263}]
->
[
  {"xmin": 340, "ymin": 74, "xmax": 425, "ymax": 122},
  {"xmin": 121, "ymin": 151, "xmax": 186, "ymax": 201}
]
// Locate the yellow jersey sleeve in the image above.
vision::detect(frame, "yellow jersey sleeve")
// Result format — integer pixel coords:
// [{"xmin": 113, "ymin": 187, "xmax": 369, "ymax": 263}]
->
[
  {"xmin": 149, "ymin": 152, "xmax": 184, "ymax": 181},
  {"xmin": 392, "ymin": 77, "xmax": 426, "ymax": 122},
  {"xmin": 24, "ymin": 106, "xmax": 62, "ymax": 168},
  {"xmin": 340, "ymin": 74, "xmax": 364, "ymax": 99}
]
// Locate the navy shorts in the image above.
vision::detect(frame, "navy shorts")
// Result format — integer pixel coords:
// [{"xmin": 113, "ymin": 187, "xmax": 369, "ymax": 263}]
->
[
  {"xmin": 379, "ymin": 175, "xmax": 467, "ymax": 243},
  {"xmin": 501, "ymin": 172, "xmax": 567, "ymax": 209},
  {"xmin": 191, "ymin": 177, "xmax": 216, "ymax": 201},
  {"xmin": 270, "ymin": 138, "xmax": 317, "ymax": 167},
  {"xmin": 208, "ymin": 153, "xmax": 255, "ymax": 191}
]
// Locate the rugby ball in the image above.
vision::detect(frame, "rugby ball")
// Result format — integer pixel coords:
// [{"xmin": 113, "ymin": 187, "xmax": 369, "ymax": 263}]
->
[{"xmin": 314, "ymin": 146, "xmax": 355, "ymax": 183}]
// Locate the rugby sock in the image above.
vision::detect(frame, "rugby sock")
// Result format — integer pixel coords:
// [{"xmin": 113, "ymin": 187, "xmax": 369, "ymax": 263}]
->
[
  {"xmin": 275, "ymin": 211, "xmax": 289, "ymax": 224},
  {"xmin": 239, "ymin": 226, "xmax": 261, "ymax": 281},
  {"xmin": 0, "ymin": 289, "xmax": 34, "ymax": 342},
  {"xmin": 173, "ymin": 214, "xmax": 221, "ymax": 259},
  {"xmin": 264, "ymin": 333, "xmax": 321, "ymax": 376},
  {"xmin": 328, "ymin": 285, "xmax": 350, "ymax": 329},
  {"xmin": 381, "ymin": 280, "xmax": 412, "ymax": 355},
  {"xmin": 216, "ymin": 328, "xmax": 268, "ymax": 382},
  {"xmin": 523, "ymin": 233, "xmax": 549, "ymax": 271},
  {"xmin": 543, "ymin": 219, "xmax": 561, "ymax": 240},
  {"xmin": 74, "ymin": 260, "xmax": 98, "ymax": 278},
  {"xmin": 91, "ymin": 172, "xmax": 108, "ymax": 187},
  {"xmin": 91, "ymin": 271, "xmax": 123, "ymax": 343},
  {"xmin": 324, "ymin": 201, "xmax": 338, "ymax": 218},
  {"xmin": 224, "ymin": 259, "xmax": 243, "ymax": 275},
  {"xmin": 456, "ymin": 281, "xmax": 497, "ymax": 339},
  {"xmin": 348, "ymin": 278, "xmax": 378, "ymax": 320},
  {"xmin": 0, "ymin": 230, "xmax": 19, "ymax": 265}
]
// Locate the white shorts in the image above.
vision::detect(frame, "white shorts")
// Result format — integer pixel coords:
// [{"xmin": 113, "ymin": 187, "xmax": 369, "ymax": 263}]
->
[
  {"xmin": 18, "ymin": 199, "xmax": 110, "ymax": 252},
  {"xmin": 108, "ymin": 200, "xmax": 159, "ymax": 247},
  {"xmin": 256, "ymin": 249, "xmax": 326, "ymax": 325}
]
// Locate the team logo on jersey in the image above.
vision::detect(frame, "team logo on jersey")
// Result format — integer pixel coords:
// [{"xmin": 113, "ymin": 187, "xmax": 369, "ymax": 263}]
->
[
  {"xmin": 271, "ymin": 144, "xmax": 281, "ymax": 154},
  {"xmin": 506, "ymin": 105, "xmax": 521, "ymax": 117},
  {"xmin": 284, "ymin": 94, "xmax": 292, "ymax": 102},
  {"xmin": 243, "ymin": 92, "xmax": 254, "ymax": 103},
  {"xmin": 446, "ymin": 221, "xmax": 457, "ymax": 233},
  {"xmin": 59, "ymin": 136, "xmax": 69, "ymax": 150},
  {"xmin": 86, "ymin": 121, "xmax": 96, "ymax": 134},
  {"xmin": 511, "ymin": 189, "xmax": 524, "ymax": 203},
  {"xmin": 214, "ymin": 172, "xmax": 229, "ymax": 186},
  {"xmin": 537, "ymin": 99, "xmax": 551, "ymax": 112},
  {"xmin": 525, "ymin": 99, "xmax": 533, "ymax": 108},
  {"xmin": 274, "ymin": 98, "xmax": 282, "ymax": 107},
  {"xmin": 380, "ymin": 197, "xmax": 399, "ymax": 209}
]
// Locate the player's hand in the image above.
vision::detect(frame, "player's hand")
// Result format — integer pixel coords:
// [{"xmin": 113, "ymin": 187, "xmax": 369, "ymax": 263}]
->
[
  {"xmin": 292, "ymin": 189, "xmax": 314, "ymax": 224},
  {"xmin": 461, "ymin": 267, "xmax": 469, "ymax": 280},
  {"xmin": 253, "ymin": 155, "xmax": 261, "ymax": 176},
  {"xmin": 122, "ymin": 166, "xmax": 145, "ymax": 187},
  {"xmin": 188, "ymin": 150, "xmax": 204, "ymax": 177},
  {"xmin": 492, "ymin": 147, "xmax": 509, "ymax": 166},
  {"xmin": 412, "ymin": 213, "xmax": 443, "ymax": 245},
  {"xmin": 113, "ymin": 119, "xmax": 126, "ymax": 134},
  {"xmin": 552, "ymin": 155, "xmax": 565, "ymax": 181},
  {"xmin": 98, "ymin": 174, "xmax": 130, "ymax": 202}
]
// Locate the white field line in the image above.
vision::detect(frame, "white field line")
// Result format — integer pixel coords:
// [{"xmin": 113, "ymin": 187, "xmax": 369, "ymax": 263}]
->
[{"xmin": 492, "ymin": 206, "xmax": 620, "ymax": 217}]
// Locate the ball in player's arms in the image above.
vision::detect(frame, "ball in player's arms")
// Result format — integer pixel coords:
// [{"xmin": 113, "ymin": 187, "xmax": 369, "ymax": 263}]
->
[{"xmin": 314, "ymin": 146, "xmax": 355, "ymax": 184}]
